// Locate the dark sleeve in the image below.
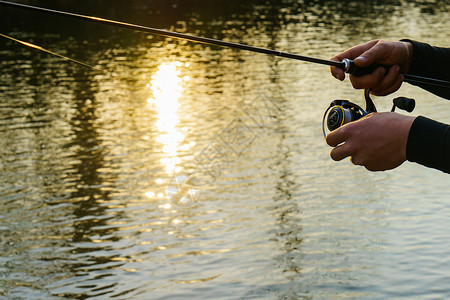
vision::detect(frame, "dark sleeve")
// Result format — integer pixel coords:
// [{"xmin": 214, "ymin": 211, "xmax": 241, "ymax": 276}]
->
[
  {"xmin": 401, "ymin": 39, "xmax": 450, "ymax": 100},
  {"xmin": 406, "ymin": 116, "xmax": 450, "ymax": 173}
]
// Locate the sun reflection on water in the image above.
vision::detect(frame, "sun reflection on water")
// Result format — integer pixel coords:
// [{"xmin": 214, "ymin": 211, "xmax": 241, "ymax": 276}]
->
[{"xmin": 147, "ymin": 61, "xmax": 190, "ymax": 175}]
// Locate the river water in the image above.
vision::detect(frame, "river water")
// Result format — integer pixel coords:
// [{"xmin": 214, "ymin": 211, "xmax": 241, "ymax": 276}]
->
[{"xmin": 1, "ymin": 1, "xmax": 450, "ymax": 299}]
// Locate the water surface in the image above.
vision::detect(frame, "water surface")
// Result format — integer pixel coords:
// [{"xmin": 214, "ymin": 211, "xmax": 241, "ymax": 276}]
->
[{"xmin": 1, "ymin": 1, "xmax": 450, "ymax": 299}]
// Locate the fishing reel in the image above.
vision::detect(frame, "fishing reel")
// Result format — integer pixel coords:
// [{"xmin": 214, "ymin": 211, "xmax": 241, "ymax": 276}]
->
[{"xmin": 322, "ymin": 89, "xmax": 416, "ymax": 138}]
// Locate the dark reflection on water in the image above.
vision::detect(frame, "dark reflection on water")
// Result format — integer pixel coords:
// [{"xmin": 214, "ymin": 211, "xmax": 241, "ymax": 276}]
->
[{"xmin": 1, "ymin": 0, "xmax": 450, "ymax": 299}]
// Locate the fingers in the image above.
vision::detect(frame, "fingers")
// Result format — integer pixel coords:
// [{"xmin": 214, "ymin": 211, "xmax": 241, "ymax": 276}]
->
[
  {"xmin": 353, "ymin": 41, "xmax": 391, "ymax": 67},
  {"xmin": 349, "ymin": 64, "xmax": 403, "ymax": 95},
  {"xmin": 335, "ymin": 40, "xmax": 380, "ymax": 63},
  {"xmin": 349, "ymin": 66, "xmax": 386, "ymax": 89},
  {"xmin": 330, "ymin": 63, "xmax": 345, "ymax": 81},
  {"xmin": 326, "ymin": 126, "xmax": 352, "ymax": 161},
  {"xmin": 327, "ymin": 129, "xmax": 361, "ymax": 166},
  {"xmin": 326, "ymin": 122, "xmax": 365, "ymax": 164},
  {"xmin": 330, "ymin": 143, "xmax": 351, "ymax": 161},
  {"xmin": 325, "ymin": 112, "xmax": 413, "ymax": 172},
  {"xmin": 326, "ymin": 126, "xmax": 347, "ymax": 147},
  {"xmin": 370, "ymin": 66, "xmax": 404, "ymax": 96},
  {"xmin": 330, "ymin": 40, "xmax": 406, "ymax": 96},
  {"xmin": 330, "ymin": 40, "xmax": 380, "ymax": 81}
]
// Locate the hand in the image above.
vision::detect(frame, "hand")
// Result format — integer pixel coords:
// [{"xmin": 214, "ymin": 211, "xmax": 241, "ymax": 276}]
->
[
  {"xmin": 326, "ymin": 112, "xmax": 416, "ymax": 171},
  {"xmin": 330, "ymin": 40, "xmax": 413, "ymax": 96}
]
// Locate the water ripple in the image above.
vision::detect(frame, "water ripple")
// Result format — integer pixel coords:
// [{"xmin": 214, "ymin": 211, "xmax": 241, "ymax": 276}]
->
[{"xmin": 1, "ymin": 1, "xmax": 450, "ymax": 299}]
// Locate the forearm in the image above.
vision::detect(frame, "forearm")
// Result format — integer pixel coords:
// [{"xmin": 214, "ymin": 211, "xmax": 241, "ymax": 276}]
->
[
  {"xmin": 406, "ymin": 116, "xmax": 450, "ymax": 173},
  {"xmin": 402, "ymin": 39, "xmax": 450, "ymax": 99}
]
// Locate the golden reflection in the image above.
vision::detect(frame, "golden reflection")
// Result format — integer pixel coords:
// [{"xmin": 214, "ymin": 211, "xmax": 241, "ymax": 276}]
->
[
  {"xmin": 172, "ymin": 274, "xmax": 221, "ymax": 284},
  {"xmin": 147, "ymin": 61, "xmax": 190, "ymax": 175},
  {"xmin": 144, "ymin": 191, "xmax": 155, "ymax": 198}
]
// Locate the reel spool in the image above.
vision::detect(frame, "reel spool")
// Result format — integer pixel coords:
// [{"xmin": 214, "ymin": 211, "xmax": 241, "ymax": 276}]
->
[
  {"xmin": 322, "ymin": 100, "xmax": 366, "ymax": 137},
  {"xmin": 322, "ymin": 89, "xmax": 376, "ymax": 138},
  {"xmin": 322, "ymin": 89, "xmax": 415, "ymax": 138}
]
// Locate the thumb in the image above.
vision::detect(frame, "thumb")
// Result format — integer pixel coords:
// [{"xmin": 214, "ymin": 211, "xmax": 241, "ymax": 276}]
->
[
  {"xmin": 354, "ymin": 42, "xmax": 389, "ymax": 67},
  {"xmin": 354, "ymin": 51, "xmax": 376, "ymax": 67}
]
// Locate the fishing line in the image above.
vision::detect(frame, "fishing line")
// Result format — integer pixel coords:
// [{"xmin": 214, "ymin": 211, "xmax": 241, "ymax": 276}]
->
[{"xmin": 0, "ymin": 33, "xmax": 94, "ymax": 68}]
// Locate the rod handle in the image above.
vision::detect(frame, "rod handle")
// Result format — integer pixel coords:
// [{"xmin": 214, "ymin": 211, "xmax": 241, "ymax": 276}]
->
[{"xmin": 342, "ymin": 58, "xmax": 388, "ymax": 77}]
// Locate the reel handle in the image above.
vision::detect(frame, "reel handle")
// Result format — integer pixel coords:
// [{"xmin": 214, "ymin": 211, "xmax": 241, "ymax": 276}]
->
[
  {"xmin": 342, "ymin": 58, "xmax": 388, "ymax": 77},
  {"xmin": 391, "ymin": 96, "xmax": 416, "ymax": 112}
]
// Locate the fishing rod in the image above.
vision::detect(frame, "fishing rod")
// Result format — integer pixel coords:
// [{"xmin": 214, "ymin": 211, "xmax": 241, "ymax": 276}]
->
[
  {"xmin": 1, "ymin": 0, "xmax": 449, "ymax": 89},
  {"xmin": 0, "ymin": 1, "xmax": 345, "ymax": 69}
]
